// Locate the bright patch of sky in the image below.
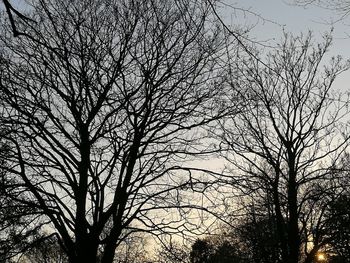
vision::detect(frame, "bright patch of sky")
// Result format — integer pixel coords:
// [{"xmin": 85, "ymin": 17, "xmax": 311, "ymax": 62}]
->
[
  {"xmin": 222, "ymin": 1, "xmax": 348, "ymax": 51},
  {"xmin": 220, "ymin": 0, "xmax": 350, "ymax": 90}
]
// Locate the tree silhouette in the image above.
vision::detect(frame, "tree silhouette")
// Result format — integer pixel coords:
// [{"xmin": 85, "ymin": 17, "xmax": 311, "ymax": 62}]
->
[
  {"xmin": 0, "ymin": 0, "xmax": 230, "ymax": 262},
  {"xmin": 217, "ymin": 32, "xmax": 350, "ymax": 263},
  {"xmin": 190, "ymin": 238, "xmax": 243, "ymax": 263},
  {"xmin": 190, "ymin": 239, "xmax": 212, "ymax": 263},
  {"xmin": 292, "ymin": 0, "xmax": 350, "ymax": 21},
  {"xmin": 323, "ymin": 193, "xmax": 350, "ymax": 261},
  {"xmin": 0, "ymin": 0, "xmax": 35, "ymax": 37}
]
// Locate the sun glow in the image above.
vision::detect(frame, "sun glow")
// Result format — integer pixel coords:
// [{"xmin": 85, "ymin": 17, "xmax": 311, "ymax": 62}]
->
[{"xmin": 316, "ymin": 252, "xmax": 326, "ymax": 262}]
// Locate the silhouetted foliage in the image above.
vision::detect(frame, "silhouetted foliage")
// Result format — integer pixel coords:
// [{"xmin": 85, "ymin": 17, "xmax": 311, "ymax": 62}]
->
[
  {"xmin": 21, "ymin": 234, "xmax": 68, "ymax": 263},
  {"xmin": 190, "ymin": 238, "xmax": 243, "ymax": 263},
  {"xmin": 154, "ymin": 241, "xmax": 190, "ymax": 263},
  {"xmin": 190, "ymin": 239, "xmax": 212, "ymax": 263},
  {"xmin": 323, "ymin": 193, "xmax": 350, "ymax": 261},
  {"xmin": 237, "ymin": 214, "xmax": 280, "ymax": 263}
]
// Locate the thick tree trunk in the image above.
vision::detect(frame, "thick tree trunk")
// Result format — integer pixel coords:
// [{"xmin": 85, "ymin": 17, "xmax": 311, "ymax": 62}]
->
[
  {"xmin": 304, "ymin": 246, "xmax": 318, "ymax": 263},
  {"xmin": 68, "ymin": 239, "xmax": 99, "ymax": 263},
  {"xmin": 287, "ymin": 190, "xmax": 300, "ymax": 263},
  {"xmin": 272, "ymin": 180, "xmax": 289, "ymax": 263},
  {"xmin": 101, "ymin": 242, "xmax": 118, "ymax": 263},
  {"xmin": 287, "ymin": 154, "xmax": 300, "ymax": 263}
]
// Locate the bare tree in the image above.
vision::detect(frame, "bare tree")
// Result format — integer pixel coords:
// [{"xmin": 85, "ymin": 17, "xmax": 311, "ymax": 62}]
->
[
  {"xmin": 19, "ymin": 234, "xmax": 68, "ymax": 263},
  {"xmin": 153, "ymin": 241, "xmax": 190, "ymax": 263},
  {"xmin": 0, "ymin": 0, "xmax": 231, "ymax": 262},
  {"xmin": 217, "ymin": 32, "xmax": 350, "ymax": 263},
  {"xmin": 0, "ymin": 0, "xmax": 35, "ymax": 37},
  {"xmin": 0, "ymin": 129, "xmax": 44, "ymax": 261},
  {"xmin": 291, "ymin": 0, "xmax": 350, "ymax": 21}
]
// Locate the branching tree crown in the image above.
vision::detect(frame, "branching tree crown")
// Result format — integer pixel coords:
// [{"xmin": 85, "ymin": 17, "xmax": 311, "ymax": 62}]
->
[
  {"xmin": 217, "ymin": 32, "xmax": 350, "ymax": 263},
  {"xmin": 292, "ymin": 0, "xmax": 350, "ymax": 21},
  {"xmin": 0, "ymin": 0, "xmax": 230, "ymax": 262}
]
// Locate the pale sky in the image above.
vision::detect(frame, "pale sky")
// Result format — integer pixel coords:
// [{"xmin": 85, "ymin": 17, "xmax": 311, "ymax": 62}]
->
[
  {"xmin": 220, "ymin": 0, "xmax": 350, "ymax": 91},
  {"xmin": 6, "ymin": 0, "xmax": 350, "ymax": 57},
  {"xmin": 225, "ymin": 0, "xmax": 350, "ymax": 53}
]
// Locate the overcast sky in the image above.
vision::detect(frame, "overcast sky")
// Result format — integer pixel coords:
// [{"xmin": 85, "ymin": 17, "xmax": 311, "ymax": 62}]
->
[
  {"xmin": 220, "ymin": 0, "xmax": 350, "ymax": 90},
  {"xmin": 225, "ymin": 0, "xmax": 349, "ymax": 51}
]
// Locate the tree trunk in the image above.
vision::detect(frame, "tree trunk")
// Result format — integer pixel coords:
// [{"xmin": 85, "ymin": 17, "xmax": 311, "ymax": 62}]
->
[
  {"xmin": 101, "ymin": 242, "xmax": 118, "ymax": 263},
  {"xmin": 272, "ymin": 181, "xmax": 288, "ymax": 263},
  {"xmin": 304, "ymin": 246, "xmax": 318, "ymax": 263},
  {"xmin": 287, "ymin": 155, "xmax": 300, "ymax": 263},
  {"xmin": 68, "ymin": 239, "xmax": 99, "ymax": 263}
]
